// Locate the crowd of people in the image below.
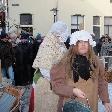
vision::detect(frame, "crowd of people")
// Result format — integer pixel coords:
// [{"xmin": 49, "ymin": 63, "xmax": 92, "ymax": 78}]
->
[
  {"xmin": 0, "ymin": 30, "xmax": 43, "ymax": 86},
  {"xmin": 95, "ymin": 34, "xmax": 112, "ymax": 56},
  {"xmin": 0, "ymin": 21, "xmax": 112, "ymax": 112}
]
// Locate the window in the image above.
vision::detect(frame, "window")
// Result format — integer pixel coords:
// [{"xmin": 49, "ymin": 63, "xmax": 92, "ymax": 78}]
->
[
  {"xmin": 93, "ymin": 16, "xmax": 100, "ymax": 25},
  {"xmin": 93, "ymin": 16, "xmax": 100, "ymax": 39},
  {"xmin": 71, "ymin": 15, "xmax": 84, "ymax": 33},
  {"xmin": 104, "ymin": 16, "xmax": 112, "ymax": 36},
  {"xmin": 20, "ymin": 13, "xmax": 32, "ymax": 25}
]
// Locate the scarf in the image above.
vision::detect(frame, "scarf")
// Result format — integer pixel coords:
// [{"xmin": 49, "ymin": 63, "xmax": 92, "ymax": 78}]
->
[{"xmin": 72, "ymin": 55, "xmax": 92, "ymax": 82}]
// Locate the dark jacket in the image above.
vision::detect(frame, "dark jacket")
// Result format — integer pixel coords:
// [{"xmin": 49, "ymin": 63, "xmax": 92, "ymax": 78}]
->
[
  {"xmin": 14, "ymin": 42, "xmax": 35, "ymax": 86},
  {"xmin": 0, "ymin": 40, "xmax": 15, "ymax": 68}
]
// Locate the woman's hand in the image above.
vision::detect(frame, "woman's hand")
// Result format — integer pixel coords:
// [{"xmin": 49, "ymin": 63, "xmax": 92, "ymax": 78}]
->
[
  {"xmin": 104, "ymin": 103, "xmax": 112, "ymax": 112},
  {"xmin": 73, "ymin": 88, "xmax": 86, "ymax": 98}
]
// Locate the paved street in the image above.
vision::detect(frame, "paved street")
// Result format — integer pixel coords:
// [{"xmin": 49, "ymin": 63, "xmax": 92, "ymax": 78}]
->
[{"xmin": 98, "ymin": 83, "xmax": 112, "ymax": 112}]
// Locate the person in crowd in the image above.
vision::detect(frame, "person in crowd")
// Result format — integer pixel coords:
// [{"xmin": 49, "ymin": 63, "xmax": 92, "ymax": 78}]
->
[
  {"xmin": 0, "ymin": 33, "xmax": 15, "ymax": 85},
  {"xmin": 100, "ymin": 35, "xmax": 112, "ymax": 72},
  {"xmin": 105, "ymin": 34, "xmax": 111, "ymax": 42},
  {"xmin": 8, "ymin": 32, "xmax": 18, "ymax": 47},
  {"xmin": 96, "ymin": 35, "xmax": 105, "ymax": 56},
  {"xmin": 32, "ymin": 33, "xmax": 44, "ymax": 59},
  {"xmin": 64, "ymin": 36, "xmax": 70, "ymax": 49},
  {"xmin": 50, "ymin": 30, "xmax": 112, "ymax": 112},
  {"xmin": 91, "ymin": 33, "xmax": 99, "ymax": 55},
  {"xmin": 100, "ymin": 36, "xmax": 111, "ymax": 56},
  {"xmin": 32, "ymin": 21, "xmax": 69, "ymax": 112},
  {"xmin": 14, "ymin": 32, "xmax": 34, "ymax": 86}
]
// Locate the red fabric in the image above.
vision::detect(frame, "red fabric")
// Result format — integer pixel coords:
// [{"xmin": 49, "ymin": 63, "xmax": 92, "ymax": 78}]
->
[{"xmin": 29, "ymin": 87, "xmax": 34, "ymax": 112}]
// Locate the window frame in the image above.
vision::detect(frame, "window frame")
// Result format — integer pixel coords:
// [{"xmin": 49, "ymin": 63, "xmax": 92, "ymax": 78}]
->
[
  {"xmin": 110, "ymin": 0, "xmax": 112, "ymax": 3},
  {"xmin": 93, "ymin": 16, "xmax": 100, "ymax": 39},
  {"xmin": 104, "ymin": 16, "xmax": 112, "ymax": 36},
  {"xmin": 20, "ymin": 13, "xmax": 32, "ymax": 25},
  {"xmin": 71, "ymin": 14, "xmax": 84, "ymax": 33}
]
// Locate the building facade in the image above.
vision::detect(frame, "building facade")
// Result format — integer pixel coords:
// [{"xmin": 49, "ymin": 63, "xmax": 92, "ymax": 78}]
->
[{"xmin": 7, "ymin": 0, "xmax": 112, "ymax": 38}]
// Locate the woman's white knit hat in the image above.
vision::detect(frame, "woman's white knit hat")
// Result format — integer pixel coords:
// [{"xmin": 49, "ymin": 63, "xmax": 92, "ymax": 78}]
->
[{"xmin": 70, "ymin": 30, "xmax": 96, "ymax": 47}]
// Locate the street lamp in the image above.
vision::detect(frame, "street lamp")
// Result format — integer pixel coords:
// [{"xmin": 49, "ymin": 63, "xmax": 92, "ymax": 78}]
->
[{"xmin": 50, "ymin": 8, "xmax": 58, "ymax": 23}]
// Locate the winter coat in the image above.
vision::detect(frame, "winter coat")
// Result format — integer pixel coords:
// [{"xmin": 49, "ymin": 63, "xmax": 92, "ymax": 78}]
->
[
  {"xmin": 0, "ymin": 40, "xmax": 15, "ymax": 68},
  {"xmin": 50, "ymin": 56, "xmax": 110, "ymax": 112},
  {"xmin": 14, "ymin": 42, "xmax": 34, "ymax": 86}
]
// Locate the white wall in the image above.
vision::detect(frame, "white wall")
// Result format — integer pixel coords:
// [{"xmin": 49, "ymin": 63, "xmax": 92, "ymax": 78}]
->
[
  {"xmin": 8, "ymin": 0, "xmax": 112, "ymax": 36},
  {"xmin": 8, "ymin": 0, "xmax": 56, "ymax": 36},
  {"xmin": 58, "ymin": 0, "xmax": 112, "ymax": 36}
]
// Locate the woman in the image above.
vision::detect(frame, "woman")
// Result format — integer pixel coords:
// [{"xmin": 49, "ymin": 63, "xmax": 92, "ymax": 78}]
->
[
  {"xmin": 32, "ymin": 21, "xmax": 69, "ymax": 112},
  {"xmin": 50, "ymin": 30, "xmax": 112, "ymax": 112}
]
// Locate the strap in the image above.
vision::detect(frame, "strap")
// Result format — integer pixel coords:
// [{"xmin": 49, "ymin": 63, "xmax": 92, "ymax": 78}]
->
[{"xmin": 86, "ymin": 97, "xmax": 91, "ymax": 109}]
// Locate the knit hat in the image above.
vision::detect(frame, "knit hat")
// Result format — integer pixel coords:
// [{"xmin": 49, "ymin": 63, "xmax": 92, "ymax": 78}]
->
[
  {"xmin": 70, "ymin": 30, "xmax": 96, "ymax": 47},
  {"xmin": 49, "ymin": 21, "xmax": 69, "ymax": 42}
]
